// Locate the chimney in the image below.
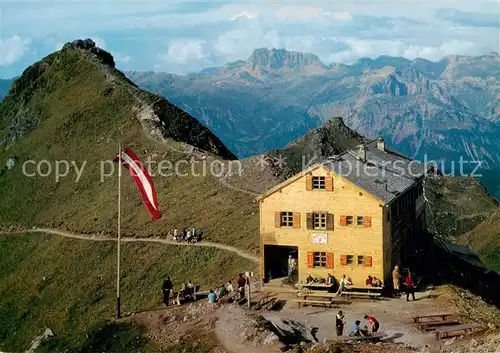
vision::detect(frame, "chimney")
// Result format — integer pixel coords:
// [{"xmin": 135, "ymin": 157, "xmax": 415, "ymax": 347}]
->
[
  {"xmin": 377, "ymin": 136, "xmax": 385, "ymax": 152},
  {"xmin": 357, "ymin": 144, "xmax": 366, "ymax": 162}
]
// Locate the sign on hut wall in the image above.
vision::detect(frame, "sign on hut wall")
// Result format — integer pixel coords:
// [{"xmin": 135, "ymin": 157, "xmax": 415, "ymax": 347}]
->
[{"xmin": 311, "ymin": 233, "xmax": 328, "ymax": 244}]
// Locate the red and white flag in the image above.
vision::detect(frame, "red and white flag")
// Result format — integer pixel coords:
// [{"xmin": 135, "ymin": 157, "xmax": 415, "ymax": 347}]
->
[{"xmin": 114, "ymin": 147, "xmax": 161, "ymax": 220}]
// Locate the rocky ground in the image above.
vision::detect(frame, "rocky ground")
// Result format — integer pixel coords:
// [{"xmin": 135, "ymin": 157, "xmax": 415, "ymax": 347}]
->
[{"xmin": 124, "ymin": 285, "xmax": 500, "ymax": 352}]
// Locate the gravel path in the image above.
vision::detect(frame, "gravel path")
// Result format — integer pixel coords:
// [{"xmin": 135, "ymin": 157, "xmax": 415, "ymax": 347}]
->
[{"xmin": 1, "ymin": 227, "xmax": 259, "ymax": 263}]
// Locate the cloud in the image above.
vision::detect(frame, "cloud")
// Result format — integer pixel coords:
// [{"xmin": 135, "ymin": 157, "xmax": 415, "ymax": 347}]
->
[
  {"xmin": 0, "ymin": 36, "xmax": 31, "ymax": 66},
  {"xmin": 158, "ymin": 39, "xmax": 206, "ymax": 64},
  {"xmin": 436, "ymin": 8, "xmax": 500, "ymax": 28},
  {"xmin": 1, "ymin": 1, "xmax": 499, "ymax": 76},
  {"xmin": 114, "ymin": 53, "xmax": 132, "ymax": 65}
]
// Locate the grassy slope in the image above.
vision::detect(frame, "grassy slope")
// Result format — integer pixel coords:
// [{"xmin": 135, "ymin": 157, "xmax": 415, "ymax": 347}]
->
[
  {"xmin": 425, "ymin": 175, "xmax": 500, "ymax": 271},
  {"xmin": 424, "ymin": 175, "xmax": 499, "ymax": 240},
  {"xmin": 0, "ymin": 234, "xmax": 255, "ymax": 351},
  {"xmin": 0, "ymin": 44, "xmax": 259, "ymax": 350},
  {"xmin": 0, "ymin": 44, "xmax": 259, "ymax": 252},
  {"xmin": 459, "ymin": 212, "xmax": 500, "ymax": 272}
]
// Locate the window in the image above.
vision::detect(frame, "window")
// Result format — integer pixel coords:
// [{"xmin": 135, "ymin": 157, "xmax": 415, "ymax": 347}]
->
[
  {"xmin": 314, "ymin": 252, "xmax": 327, "ymax": 267},
  {"xmin": 312, "ymin": 176, "xmax": 326, "ymax": 190},
  {"xmin": 357, "ymin": 255, "xmax": 365, "ymax": 265},
  {"xmin": 313, "ymin": 213, "xmax": 327, "ymax": 229},
  {"xmin": 357, "ymin": 216, "xmax": 364, "ymax": 226},
  {"xmin": 280, "ymin": 212, "xmax": 293, "ymax": 227},
  {"xmin": 346, "ymin": 255, "xmax": 354, "ymax": 265},
  {"xmin": 346, "ymin": 216, "xmax": 354, "ymax": 225}
]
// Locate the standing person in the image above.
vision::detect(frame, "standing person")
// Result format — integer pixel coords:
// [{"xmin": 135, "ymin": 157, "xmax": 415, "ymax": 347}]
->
[
  {"xmin": 186, "ymin": 230, "xmax": 192, "ymax": 242},
  {"xmin": 173, "ymin": 227, "xmax": 178, "ymax": 241},
  {"xmin": 162, "ymin": 276, "xmax": 173, "ymax": 307},
  {"xmin": 405, "ymin": 272, "xmax": 416, "ymax": 301},
  {"xmin": 392, "ymin": 265, "xmax": 401, "ymax": 295},
  {"xmin": 237, "ymin": 273, "xmax": 246, "ymax": 299},
  {"xmin": 287, "ymin": 255, "xmax": 297, "ymax": 283},
  {"xmin": 364, "ymin": 315, "xmax": 380, "ymax": 333},
  {"xmin": 181, "ymin": 229, "xmax": 186, "ymax": 242},
  {"xmin": 192, "ymin": 226, "xmax": 196, "ymax": 240},
  {"xmin": 335, "ymin": 310, "xmax": 346, "ymax": 336},
  {"xmin": 226, "ymin": 281, "xmax": 234, "ymax": 292}
]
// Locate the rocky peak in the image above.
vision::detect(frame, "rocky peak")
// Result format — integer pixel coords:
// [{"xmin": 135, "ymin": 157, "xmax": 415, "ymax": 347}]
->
[
  {"xmin": 61, "ymin": 38, "xmax": 115, "ymax": 68},
  {"xmin": 247, "ymin": 48, "xmax": 326, "ymax": 71}
]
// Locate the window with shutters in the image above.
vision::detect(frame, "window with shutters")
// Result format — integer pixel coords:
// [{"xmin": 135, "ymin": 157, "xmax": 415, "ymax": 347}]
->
[
  {"xmin": 357, "ymin": 216, "xmax": 364, "ymax": 226},
  {"xmin": 346, "ymin": 255, "xmax": 354, "ymax": 265},
  {"xmin": 346, "ymin": 216, "xmax": 354, "ymax": 225},
  {"xmin": 313, "ymin": 213, "xmax": 327, "ymax": 229},
  {"xmin": 357, "ymin": 255, "xmax": 365, "ymax": 265},
  {"xmin": 312, "ymin": 176, "xmax": 326, "ymax": 190},
  {"xmin": 280, "ymin": 212, "xmax": 293, "ymax": 227},
  {"xmin": 314, "ymin": 252, "xmax": 327, "ymax": 267}
]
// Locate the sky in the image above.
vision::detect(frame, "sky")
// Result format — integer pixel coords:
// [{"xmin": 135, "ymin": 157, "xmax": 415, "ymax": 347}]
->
[{"xmin": 0, "ymin": 0, "xmax": 499, "ymax": 78}]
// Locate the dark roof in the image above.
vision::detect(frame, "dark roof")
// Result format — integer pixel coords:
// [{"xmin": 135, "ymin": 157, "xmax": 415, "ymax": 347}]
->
[
  {"xmin": 323, "ymin": 139, "xmax": 425, "ymax": 204},
  {"xmin": 434, "ymin": 238, "xmax": 485, "ymax": 268}
]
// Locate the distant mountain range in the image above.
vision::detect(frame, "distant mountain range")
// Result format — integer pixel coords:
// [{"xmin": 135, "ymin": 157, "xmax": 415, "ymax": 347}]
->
[{"xmin": 127, "ymin": 48, "xmax": 500, "ymax": 169}]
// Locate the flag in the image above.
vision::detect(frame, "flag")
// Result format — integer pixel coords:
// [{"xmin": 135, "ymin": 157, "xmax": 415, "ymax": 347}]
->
[{"xmin": 114, "ymin": 147, "xmax": 162, "ymax": 220}]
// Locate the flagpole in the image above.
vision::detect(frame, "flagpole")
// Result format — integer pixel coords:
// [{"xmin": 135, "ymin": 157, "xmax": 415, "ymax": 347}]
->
[{"xmin": 116, "ymin": 142, "xmax": 122, "ymax": 319}]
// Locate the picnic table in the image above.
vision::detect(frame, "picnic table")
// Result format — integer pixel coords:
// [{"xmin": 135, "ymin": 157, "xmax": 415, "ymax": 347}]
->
[
  {"xmin": 296, "ymin": 282, "xmax": 334, "ymax": 292},
  {"xmin": 341, "ymin": 285, "xmax": 382, "ymax": 300},
  {"xmin": 413, "ymin": 313, "xmax": 454, "ymax": 323},
  {"xmin": 345, "ymin": 285, "xmax": 383, "ymax": 293},
  {"xmin": 434, "ymin": 323, "xmax": 485, "ymax": 340},
  {"xmin": 415, "ymin": 318, "xmax": 460, "ymax": 331},
  {"xmin": 250, "ymin": 291, "xmax": 274, "ymax": 310},
  {"xmin": 293, "ymin": 298, "xmax": 339, "ymax": 308},
  {"xmin": 297, "ymin": 291, "xmax": 339, "ymax": 300}
]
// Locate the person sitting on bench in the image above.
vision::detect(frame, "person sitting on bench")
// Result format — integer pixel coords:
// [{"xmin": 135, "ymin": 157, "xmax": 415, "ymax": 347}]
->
[
  {"xmin": 335, "ymin": 274, "xmax": 352, "ymax": 295},
  {"xmin": 366, "ymin": 275, "xmax": 373, "ymax": 286},
  {"xmin": 306, "ymin": 274, "xmax": 314, "ymax": 283},
  {"xmin": 372, "ymin": 277, "xmax": 382, "ymax": 287},
  {"xmin": 208, "ymin": 289, "xmax": 217, "ymax": 305},
  {"xmin": 326, "ymin": 273, "xmax": 335, "ymax": 285},
  {"xmin": 349, "ymin": 321, "xmax": 362, "ymax": 337}
]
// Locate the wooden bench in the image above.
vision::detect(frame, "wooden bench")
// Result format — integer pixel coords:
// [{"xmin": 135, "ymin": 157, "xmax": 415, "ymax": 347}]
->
[
  {"xmin": 341, "ymin": 291, "xmax": 381, "ymax": 300},
  {"xmin": 435, "ymin": 323, "xmax": 485, "ymax": 340},
  {"xmin": 338, "ymin": 332, "xmax": 385, "ymax": 342},
  {"xmin": 293, "ymin": 299, "xmax": 336, "ymax": 308},
  {"xmin": 250, "ymin": 291, "xmax": 273, "ymax": 310},
  {"xmin": 415, "ymin": 319, "xmax": 460, "ymax": 331},
  {"xmin": 413, "ymin": 313, "xmax": 454, "ymax": 323},
  {"xmin": 172, "ymin": 285, "xmax": 200, "ymax": 305},
  {"xmin": 297, "ymin": 292, "xmax": 340, "ymax": 300}
]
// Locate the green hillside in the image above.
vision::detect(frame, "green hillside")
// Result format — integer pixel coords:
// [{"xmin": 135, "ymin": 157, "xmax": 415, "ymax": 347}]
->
[
  {"xmin": 0, "ymin": 233, "xmax": 255, "ymax": 351},
  {"xmin": 0, "ymin": 39, "xmax": 259, "ymax": 351}
]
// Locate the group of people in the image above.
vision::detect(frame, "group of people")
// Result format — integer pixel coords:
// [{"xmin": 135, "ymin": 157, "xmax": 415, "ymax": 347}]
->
[
  {"xmin": 208, "ymin": 273, "xmax": 248, "ymax": 304},
  {"xmin": 162, "ymin": 273, "xmax": 250, "ymax": 307},
  {"xmin": 392, "ymin": 265, "xmax": 417, "ymax": 301},
  {"xmin": 335, "ymin": 310, "xmax": 380, "ymax": 337},
  {"xmin": 161, "ymin": 278, "xmax": 198, "ymax": 306},
  {"xmin": 365, "ymin": 275, "xmax": 383, "ymax": 287},
  {"xmin": 171, "ymin": 226, "xmax": 202, "ymax": 243}
]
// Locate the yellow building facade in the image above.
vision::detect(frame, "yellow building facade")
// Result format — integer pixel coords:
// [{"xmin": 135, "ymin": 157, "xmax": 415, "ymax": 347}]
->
[{"xmin": 257, "ymin": 139, "xmax": 425, "ymax": 287}]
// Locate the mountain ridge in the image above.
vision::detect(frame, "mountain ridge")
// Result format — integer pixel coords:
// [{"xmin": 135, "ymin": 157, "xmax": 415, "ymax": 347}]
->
[
  {"xmin": 1, "ymin": 39, "xmax": 236, "ymax": 160},
  {"xmin": 127, "ymin": 48, "xmax": 500, "ymax": 166}
]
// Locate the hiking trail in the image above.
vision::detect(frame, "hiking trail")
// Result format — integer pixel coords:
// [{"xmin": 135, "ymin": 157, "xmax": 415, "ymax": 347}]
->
[{"xmin": 4, "ymin": 228, "xmax": 259, "ymax": 263}]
